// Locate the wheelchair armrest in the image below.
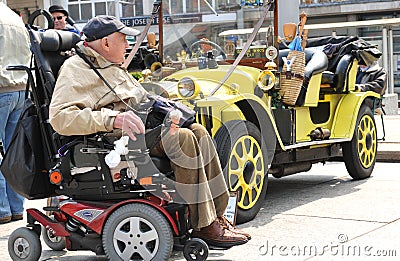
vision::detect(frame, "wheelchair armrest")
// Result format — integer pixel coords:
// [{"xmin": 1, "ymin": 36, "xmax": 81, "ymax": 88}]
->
[{"xmin": 53, "ymin": 133, "xmax": 114, "ymax": 156}]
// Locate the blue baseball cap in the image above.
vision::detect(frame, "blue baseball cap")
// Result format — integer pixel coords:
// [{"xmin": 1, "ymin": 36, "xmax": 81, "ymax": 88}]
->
[{"xmin": 83, "ymin": 15, "xmax": 140, "ymax": 42}]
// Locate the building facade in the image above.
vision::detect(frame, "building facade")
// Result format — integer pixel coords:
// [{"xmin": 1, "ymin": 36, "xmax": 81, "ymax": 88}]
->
[{"xmin": 6, "ymin": 0, "xmax": 400, "ymax": 101}]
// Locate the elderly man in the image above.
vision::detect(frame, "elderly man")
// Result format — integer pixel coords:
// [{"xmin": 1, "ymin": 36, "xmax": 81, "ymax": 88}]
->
[{"xmin": 49, "ymin": 15, "xmax": 250, "ymax": 248}]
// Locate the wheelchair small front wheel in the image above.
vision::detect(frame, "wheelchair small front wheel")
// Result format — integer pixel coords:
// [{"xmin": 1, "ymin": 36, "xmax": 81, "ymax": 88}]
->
[
  {"xmin": 42, "ymin": 225, "xmax": 66, "ymax": 251},
  {"xmin": 8, "ymin": 227, "xmax": 42, "ymax": 261},
  {"xmin": 183, "ymin": 238, "xmax": 209, "ymax": 261}
]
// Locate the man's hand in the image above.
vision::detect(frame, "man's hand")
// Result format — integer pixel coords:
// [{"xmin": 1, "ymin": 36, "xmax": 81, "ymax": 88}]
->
[{"xmin": 113, "ymin": 111, "xmax": 145, "ymax": 141}]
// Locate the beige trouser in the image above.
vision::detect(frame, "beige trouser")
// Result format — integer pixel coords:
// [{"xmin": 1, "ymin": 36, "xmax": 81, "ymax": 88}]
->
[{"xmin": 151, "ymin": 123, "xmax": 229, "ymax": 230}]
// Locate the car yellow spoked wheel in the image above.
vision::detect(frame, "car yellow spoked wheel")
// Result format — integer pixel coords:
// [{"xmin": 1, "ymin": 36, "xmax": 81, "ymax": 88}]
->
[
  {"xmin": 357, "ymin": 114, "xmax": 377, "ymax": 169},
  {"xmin": 343, "ymin": 104, "xmax": 377, "ymax": 180},
  {"xmin": 228, "ymin": 135, "xmax": 265, "ymax": 210},
  {"xmin": 214, "ymin": 120, "xmax": 268, "ymax": 224}
]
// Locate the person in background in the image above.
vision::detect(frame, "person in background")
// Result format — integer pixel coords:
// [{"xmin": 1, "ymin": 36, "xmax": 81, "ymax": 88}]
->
[
  {"xmin": 0, "ymin": 2, "xmax": 30, "ymax": 224},
  {"xmin": 49, "ymin": 5, "xmax": 80, "ymax": 34},
  {"xmin": 356, "ymin": 61, "xmax": 387, "ymax": 95}
]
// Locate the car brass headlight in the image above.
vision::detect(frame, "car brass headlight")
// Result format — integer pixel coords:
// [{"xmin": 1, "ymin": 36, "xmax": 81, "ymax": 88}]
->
[
  {"xmin": 177, "ymin": 77, "xmax": 198, "ymax": 98},
  {"xmin": 257, "ymin": 70, "xmax": 276, "ymax": 91}
]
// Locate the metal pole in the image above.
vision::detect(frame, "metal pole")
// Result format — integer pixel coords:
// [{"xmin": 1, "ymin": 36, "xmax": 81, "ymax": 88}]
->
[
  {"xmin": 159, "ymin": 1, "xmax": 163, "ymax": 63},
  {"xmin": 273, "ymin": 0, "xmax": 279, "ymax": 66},
  {"xmin": 115, "ymin": 0, "xmax": 120, "ymax": 19},
  {"xmin": 202, "ymin": 0, "xmax": 218, "ymax": 16},
  {"xmin": 143, "ymin": 1, "xmax": 152, "ymax": 14},
  {"xmin": 382, "ymin": 26, "xmax": 389, "ymax": 94},
  {"xmin": 388, "ymin": 26, "xmax": 394, "ymax": 94}
]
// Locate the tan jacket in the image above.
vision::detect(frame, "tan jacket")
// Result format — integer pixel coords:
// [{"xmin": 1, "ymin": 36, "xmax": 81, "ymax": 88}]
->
[
  {"xmin": 0, "ymin": 3, "xmax": 31, "ymax": 93},
  {"xmin": 49, "ymin": 42, "xmax": 148, "ymax": 136}
]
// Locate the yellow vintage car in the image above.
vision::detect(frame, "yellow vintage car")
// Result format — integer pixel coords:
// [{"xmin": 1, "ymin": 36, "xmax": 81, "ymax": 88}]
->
[
  {"xmin": 6, "ymin": 2, "xmax": 382, "ymax": 260},
  {"xmin": 131, "ymin": 0, "xmax": 381, "ymax": 224}
]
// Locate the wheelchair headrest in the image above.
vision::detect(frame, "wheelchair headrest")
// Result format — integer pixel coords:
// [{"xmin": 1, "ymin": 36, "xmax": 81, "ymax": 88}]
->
[{"xmin": 39, "ymin": 29, "xmax": 81, "ymax": 52}]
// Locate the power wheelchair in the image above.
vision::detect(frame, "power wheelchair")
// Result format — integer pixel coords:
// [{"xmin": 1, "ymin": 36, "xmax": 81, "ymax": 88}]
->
[{"xmin": 6, "ymin": 22, "xmax": 227, "ymax": 261}]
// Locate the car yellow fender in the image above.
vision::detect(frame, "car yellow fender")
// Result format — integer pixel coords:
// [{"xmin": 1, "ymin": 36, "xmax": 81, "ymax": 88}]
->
[
  {"xmin": 196, "ymin": 93, "xmax": 285, "ymax": 151},
  {"xmin": 331, "ymin": 91, "xmax": 380, "ymax": 139}
]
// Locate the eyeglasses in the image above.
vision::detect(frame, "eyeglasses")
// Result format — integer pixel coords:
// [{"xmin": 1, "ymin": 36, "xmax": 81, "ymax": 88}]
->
[{"xmin": 53, "ymin": 15, "xmax": 65, "ymax": 21}]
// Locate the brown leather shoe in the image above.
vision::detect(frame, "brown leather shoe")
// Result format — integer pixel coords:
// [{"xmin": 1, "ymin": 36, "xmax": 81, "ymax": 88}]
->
[
  {"xmin": 11, "ymin": 214, "xmax": 23, "ymax": 221},
  {"xmin": 191, "ymin": 219, "xmax": 248, "ymax": 248},
  {"xmin": 218, "ymin": 216, "xmax": 251, "ymax": 240},
  {"xmin": 0, "ymin": 216, "xmax": 11, "ymax": 224}
]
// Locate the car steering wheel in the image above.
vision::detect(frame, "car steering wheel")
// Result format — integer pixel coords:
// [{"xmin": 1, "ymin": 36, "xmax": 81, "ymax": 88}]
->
[
  {"xmin": 27, "ymin": 9, "xmax": 54, "ymax": 30},
  {"xmin": 190, "ymin": 40, "xmax": 227, "ymax": 60}
]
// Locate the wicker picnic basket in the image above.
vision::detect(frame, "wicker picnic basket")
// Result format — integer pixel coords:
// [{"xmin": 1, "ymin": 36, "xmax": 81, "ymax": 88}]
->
[{"xmin": 280, "ymin": 50, "xmax": 306, "ymax": 106}]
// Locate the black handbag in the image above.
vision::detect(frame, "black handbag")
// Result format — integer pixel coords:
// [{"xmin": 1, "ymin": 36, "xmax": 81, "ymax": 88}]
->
[
  {"xmin": 139, "ymin": 94, "xmax": 196, "ymax": 130},
  {"xmin": 0, "ymin": 96, "xmax": 56, "ymax": 199}
]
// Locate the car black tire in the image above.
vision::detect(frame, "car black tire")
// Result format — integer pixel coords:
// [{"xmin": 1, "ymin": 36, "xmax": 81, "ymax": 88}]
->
[
  {"xmin": 42, "ymin": 225, "xmax": 66, "ymax": 251},
  {"xmin": 342, "ymin": 104, "xmax": 377, "ymax": 180},
  {"xmin": 8, "ymin": 227, "xmax": 42, "ymax": 261},
  {"xmin": 102, "ymin": 203, "xmax": 173, "ymax": 261},
  {"xmin": 214, "ymin": 120, "xmax": 268, "ymax": 224}
]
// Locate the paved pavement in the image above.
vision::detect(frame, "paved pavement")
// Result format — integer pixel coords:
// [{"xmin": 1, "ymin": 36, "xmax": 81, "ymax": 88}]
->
[
  {"xmin": 375, "ymin": 114, "xmax": 400, "ymax": 162},
  {"xmin": 0, "ymin": 113, "xmax": 399, "ymax": 260},
  {"xmin": 1, "ymin": 162, "xmax": 399, "ymax": 261}
]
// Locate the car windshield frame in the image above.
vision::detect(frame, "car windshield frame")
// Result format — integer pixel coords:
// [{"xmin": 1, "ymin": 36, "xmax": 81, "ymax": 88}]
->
[{"xmin": 125, "ymin": 1, "xmax": 277, "ymax": 91}]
